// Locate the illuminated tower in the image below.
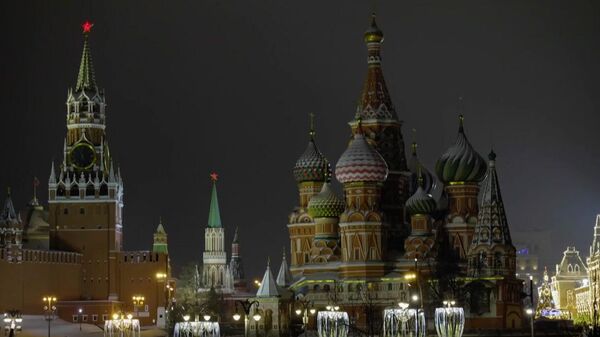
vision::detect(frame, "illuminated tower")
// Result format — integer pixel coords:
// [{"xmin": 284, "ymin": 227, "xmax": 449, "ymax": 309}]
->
[
  {"xmin": 335, "ymin": 120, "xmax": 388, "ymax": 278},
  {"xmin": 202, "ymin": 173, "xmax": 227, "ymax": 290},
  {"xmin": 48, "ymin": 22, "xmax": 124, "ymax": 301},
  {"xmin": 153, "ymin": 218, "xmax": 168, "ymax": 254},
  {"xmin": 0, "ymin": 189, "xmax": 23, "ymax": 263},
  {"xmin": 288, "ymin": 115, "xmax": 330, "ymax": 274},
  {"xmin": 435, "ymin": 114, "xmax": 486, "ymax": 261},
  {"xmin": 349, "ymin": 14, "xmax": 410, "ymax": 250}
]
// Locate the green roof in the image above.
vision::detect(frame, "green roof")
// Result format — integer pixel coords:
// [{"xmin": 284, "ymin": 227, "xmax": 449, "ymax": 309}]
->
[{"xmin": 207, "ymin": 182, "xmax": 222, "ymax": 228}]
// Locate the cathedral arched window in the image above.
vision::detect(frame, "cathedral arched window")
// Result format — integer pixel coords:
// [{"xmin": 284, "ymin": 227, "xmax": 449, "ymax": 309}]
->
[
  {"xmin": 57, "ymin": 184, "xmax": 66, "ymax": 197},
  {"xmin": 99, "ymin": 183, "xmax": 108, "ymax": 196},
  {"xmin": 70, "ymin": 184, "xmax": 79, "ymax": 197},
  {"xmin": 86, "ymin": 184, "xmax": 95, "ymax": 197},
  {"xmin": 568, "ymin": 264, "xmax": 573, "ymax": 273},
  {"xmin": 575, "ymin": 265, "xmax": 580, "ymax": 273},
  {"xmin": 493, "ymin": 228, "xmax": 502, "ymax": 241}
]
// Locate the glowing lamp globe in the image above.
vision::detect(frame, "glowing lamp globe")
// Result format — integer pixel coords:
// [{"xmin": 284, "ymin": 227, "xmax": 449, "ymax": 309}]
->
[{"xmin": 233, "ymin": 313, "xmax": 241, "ymax": 321}]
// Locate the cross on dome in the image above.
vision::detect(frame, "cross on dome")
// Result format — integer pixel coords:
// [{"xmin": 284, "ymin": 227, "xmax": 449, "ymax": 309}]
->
[{"xmin": 82, "ymin": 21, "xmax": 94, "ymax": 34}]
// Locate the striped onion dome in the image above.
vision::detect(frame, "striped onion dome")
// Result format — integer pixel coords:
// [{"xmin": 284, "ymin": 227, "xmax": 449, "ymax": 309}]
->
[
  {"xmin": 435, "ymin": 115, "xmax": 486, "ymax": 184},
  {"xmin": 405, "ymin": 183, "xmax": 437, "ymax": 215},
  {"xmin": 293, "ymin": 135, "xmax": 330, "ymax": 183},
  {"xmin": 335, "ymin": 128, "xmax": 388, "ymax": 184},
  {"xmin": 307, "ymin": 182, "xmax": 345, "ymax": 218}
]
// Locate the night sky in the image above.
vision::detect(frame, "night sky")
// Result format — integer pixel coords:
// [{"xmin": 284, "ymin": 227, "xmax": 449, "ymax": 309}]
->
[{"xmin": 2, "ymin": 1, "xmax": 600, "ymax": 282}]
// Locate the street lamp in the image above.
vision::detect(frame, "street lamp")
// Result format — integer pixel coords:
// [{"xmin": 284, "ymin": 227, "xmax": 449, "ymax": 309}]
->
[
  {"xmin": 232, "ymin": 300, "xmax": 260, "ymax": 337},
  {"xmin": 42, "ymin": 297, "xmax": 57, "ymax": 337},
  {"xmin": 3, "ymin": 311, "xmax": 23, "ymax": 337},
  {"xmin": 77, "ymin": 308, "xmax": 83, "ymax": 331},
  {"xmin": 295, "ymin": 296, "xmax": 315, "ymax": 333},
  {"xmin": 526, "ymin": 308, "xmax": 534, "ymax": 337},
  {"xmin": 203, "ymin": 315, "xmax": 211, "ymax": 322},
  {"xmin": 132, "ymin": 296, "xmax": 145, "ymax": 317}
]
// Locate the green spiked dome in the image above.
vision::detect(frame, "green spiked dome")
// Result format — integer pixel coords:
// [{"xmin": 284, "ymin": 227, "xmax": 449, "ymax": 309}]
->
[
  {"xmin": 308, "ymin": 182, "xmax": 345, "ymax": 218},
  {"xmin": 405, "ymin": 173, "xmax": 437, "ymax": 215},
  {"xmin": 207, "ymin": 174, "xmax": 222, "ymax": 228},
  {"xmin": 435, "ymin": 115, "xmax": 487, "ymax": 184}
]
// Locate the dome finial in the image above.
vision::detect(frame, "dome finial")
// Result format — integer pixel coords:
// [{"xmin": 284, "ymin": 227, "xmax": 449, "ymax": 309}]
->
[
  {"xmin": 364, "ymin": 12, "xmax": 384, "ymax": 43},
  {"xmin": 416, "ymin": 165, "xmax": 424, "ymax": 188},
  {"xmin": 309, "ymin": 112, "xmax": 316, "ymax": 139},
  {"xmin": 411, "ymin": 128, "xmax": 418, "ymax": 155},
  {"xmin": 457, "ymin": 96, "xmax": 465, "ymax": 133}
]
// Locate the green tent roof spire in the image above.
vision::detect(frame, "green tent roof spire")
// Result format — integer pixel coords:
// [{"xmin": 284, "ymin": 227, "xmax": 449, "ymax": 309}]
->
[
  {"xmin": 75, "ymin": 21, "xmax": 97, "ymax": 92},
  {"xmin": 207, "ymin": 173, "xmax": 222, "ymax": 228}
]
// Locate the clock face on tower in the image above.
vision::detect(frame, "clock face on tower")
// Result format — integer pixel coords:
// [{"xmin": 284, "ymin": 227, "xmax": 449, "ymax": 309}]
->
[{"xmin": 70, "ymin": 143, "xmax": 96, "ymax": 170}]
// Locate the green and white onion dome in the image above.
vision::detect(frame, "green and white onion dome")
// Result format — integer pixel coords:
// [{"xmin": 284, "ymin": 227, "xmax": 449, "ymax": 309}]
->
[
  {"xmin": 307, "ymin": 182, "xmax": 345, "ymax": 218},
  {"xmin": 405, "ymin": 185, "xmax": 437, "ymax": 215},
  {"xmin": 435, "ymin": 115, "xmax": 486, "ymax": 184},
  {"xmin": 293, "ymin": 137, "xmax": 330, "ymax": 183},
  {"xmin": 408, "ymin": 142, "xmax": 436, "ymax": 193},
  {"xmin": 335, "ymin": 132, "xmax": 388, "ymax": 184}
]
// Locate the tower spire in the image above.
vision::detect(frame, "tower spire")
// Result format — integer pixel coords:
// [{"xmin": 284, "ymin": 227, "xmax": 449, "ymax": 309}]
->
[
  {"xmin": 207, "ymin": 173, "xmax": 222, "ymax": 228},
  {"xmin": 75, "ymin": 21, "xmax": 97, "ymax": 92}
]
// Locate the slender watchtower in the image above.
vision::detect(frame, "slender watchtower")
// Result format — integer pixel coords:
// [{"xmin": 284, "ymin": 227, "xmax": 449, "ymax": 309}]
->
[
  {"xmin": 48, "ymin": 22, "xmax": 124, "ymax": 301},
  {"xmin": 202, "ymin": 173, "xmax": 227, "ymax": 290}
]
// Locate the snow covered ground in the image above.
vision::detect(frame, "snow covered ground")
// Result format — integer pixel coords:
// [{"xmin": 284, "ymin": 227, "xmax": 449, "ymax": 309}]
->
[{"xmin": 13, "ymin": 316, "xmax": 167, "ymax": 337}]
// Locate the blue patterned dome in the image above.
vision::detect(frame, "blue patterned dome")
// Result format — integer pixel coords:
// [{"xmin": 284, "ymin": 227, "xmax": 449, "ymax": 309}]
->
[
  {"xmin": 335, "ymin": 129, "xmax": 388, "ymax": 184},
  {"xmin": 435, "ymin": 115, "xmax": 486, "ymax": 184},
  {"xmin": 293, "ymin": 136, "xmax": 330, "ymax": 183},
  {"xmin": 308, "ymin": 183, "xmax": 345, "ymax": 218}
]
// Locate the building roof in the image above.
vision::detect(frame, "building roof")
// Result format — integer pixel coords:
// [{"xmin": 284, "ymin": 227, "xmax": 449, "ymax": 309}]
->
[
  {"xmin": 407, "ymin": 141, "xmax": 436, "ymax": 194},
  {"xmin": 75, "ymin": 25, "xmax": 97, "ymax": 92},
  {"xmin": 0, "ymin": 189, "xmax": 21, "ymax": 226},
  {"xmin": 356, "ymin": 14, "xmax": 397, "ymax": 121},
  {"xmin": 471, "ymin": 151, "xmax": 512, "ymax": 247},
  {"xmin": 435, "ymin": 114, "xmax": 487, "ymax": 184},
  {"xmin": 307, "ymin": 182, "xmax": 345, "ymax": 218},
  {"xmin": 335, "ymin": 122, "xmax": 388, "ymax": 184},
  {"xmin": 293, "ymin": 116, "xmax": 330, "ymax": 183},
  {"xmin": 405, "ymin": 170, "xmax": 436, "ymax": 216},
  {"xmin": 207, "ymin": 178, "xmax": 222, "ymax": 228},
  {"xmin": 256, "ymin": 258, "xmax": 280, "ymax": 297},
  {"xmin": 276, "ymin": 250, "xmax": 293, "ymax": 287}
]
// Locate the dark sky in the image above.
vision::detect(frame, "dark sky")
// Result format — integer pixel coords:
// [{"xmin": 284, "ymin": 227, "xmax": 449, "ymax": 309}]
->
[{"xmin": 2, "ymin": 0, "xmax": 600, "ymax": 282}]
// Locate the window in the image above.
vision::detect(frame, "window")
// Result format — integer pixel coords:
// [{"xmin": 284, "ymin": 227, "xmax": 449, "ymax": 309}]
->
[
  {"xmin": 80, "ymin": 207, "xmax": 85, "ymax": 214},
  {"xmin": 82, "ymin": 315, "xmax": 88, "ymax": 322},
  {"xmin": 92, "ymin": 315, "xmax": 98, "ymax": 322},
  {"xmin": 575, "ymin": 265, "xmax": 580, "ymax": 273},
  {"xmin": 72, "ymin": 316, "xmax": 78, "ymax": 322},
  {"xmin": 102, "ymin": 314, "xmax": 108, "ymax": 321},
  {"xmin": 64, "ymin": 208, "xmax": 69, "ymax": 215},
  {"xmin": 568, "ymin": 264, "xmax": 573, "ymax": 273}
]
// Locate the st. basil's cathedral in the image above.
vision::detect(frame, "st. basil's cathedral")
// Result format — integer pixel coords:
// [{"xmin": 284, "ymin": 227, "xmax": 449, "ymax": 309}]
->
[{"xmin": 286, "ymin": 14, "xmax": 523, "ymax": 330}]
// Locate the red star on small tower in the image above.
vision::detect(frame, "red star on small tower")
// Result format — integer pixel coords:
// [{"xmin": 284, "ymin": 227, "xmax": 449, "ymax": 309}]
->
[
  {"xmin": 82, "ymin": 21, "xmax": 94, "ymax": 33},
  {"xmin": 210, "ymin": 172, "xmax": 219, "ymax": 182}
]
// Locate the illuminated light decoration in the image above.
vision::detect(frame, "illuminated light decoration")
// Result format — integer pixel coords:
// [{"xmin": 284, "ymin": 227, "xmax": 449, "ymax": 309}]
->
[
  {"xmin": 104, "ymin": 316, "xmax": 141, "ymax": 337},
  {"xmin": 383, "ymin": 306, "xmax": 425, "ymax": 337},
  {"xmin": 210, "ymin": 172, "xmax": 218, "ymax": 181},
  {"xmin": 173, "ymin": 322, "xmax": 220, "ymax": 337},
  {"xmin": 434, "ymin": 304, "xmax": 464, "ymax": 337},
  {"xmin": 317, "ymin": 310, "xmax": 349, "ymax": 337},
  {"xmin": 82, "ymin": 21, "xmax": 94, "ymax": 33}
]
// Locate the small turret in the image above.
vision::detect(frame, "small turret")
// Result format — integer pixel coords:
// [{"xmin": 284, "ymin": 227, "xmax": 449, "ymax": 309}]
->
[
  {"xmin": 257, "ymin": 258, "xmax": 280, "ymax": 297},
  {"xmin": 276, "ymin": 249, "xmax": 293, "ymax": 287},
  {"xmin": 152, "ymin": 217, "xmax": 168, "ymax": 254}
]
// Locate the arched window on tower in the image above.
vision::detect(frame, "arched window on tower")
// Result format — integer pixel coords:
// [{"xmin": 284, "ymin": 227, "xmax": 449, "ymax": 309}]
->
[
  {"xmin": 568, "ymin": 264, "xmax": 573, "ymax": 273},
  {"xmin": 86, "ymin": 184, "xmax": 95, "ymax": 197},
  {"xmin": 57, "ymin": 184, "xmax": 66, "ymax": 197},
  {"xmin": 70, "ymin": 184, "xmax": 79, "ymax": 198},
  {"xmin": 99, "ymin": 183, "xmax": 108, "ymax": 196},
  {"xmin": 575, "ymin": 265, "xmax": 580, "ymax": 273}
]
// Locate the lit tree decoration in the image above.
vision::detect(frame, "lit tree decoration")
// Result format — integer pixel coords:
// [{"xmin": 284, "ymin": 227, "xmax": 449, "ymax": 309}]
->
[
  {"xmin": 317, "ymin": 306, "xmax": 349, "ymax": 337},
  {"xmin": 434, "ymin": 301, "xmax": 464, "ymax": 337},
  {"xmin": 383, "ymin": 303, "xmax": 426, "ymax": 337}
]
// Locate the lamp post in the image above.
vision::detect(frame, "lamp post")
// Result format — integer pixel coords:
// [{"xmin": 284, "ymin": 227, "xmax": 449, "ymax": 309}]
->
[
  {"xmin": 294, "ymin": 297, "xmax": 315, "ymax": 334},
  {"xmin": 77, "ymin": 308, "xmax": 83, "ymax": 331},
  {"xmin": 3, "ymin": 311, "xmax": 23, "ymax": 337},
  {"xmin": 42, "ymin": 297, "xmax": 57, "ymax": 337},
  {"xmin": 132, "ymin": 296, "xmax": 145, "ymax": 317},
  {"xmin": 527, "ymin": 275, "xmax": 535, "ymax": 337},
  {"xmin": 232, "ymin": 299, "xmax": 260, "ymax": 337}
]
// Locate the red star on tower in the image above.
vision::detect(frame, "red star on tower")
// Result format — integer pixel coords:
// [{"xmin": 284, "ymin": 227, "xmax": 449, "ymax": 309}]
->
[
  {"xmin": 82, "ymin": 21, "xmax": 94, "ymax": 33},
  {"xmin": 210, "ymin": 172, "xmax": 219, "ymax": 181}
]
